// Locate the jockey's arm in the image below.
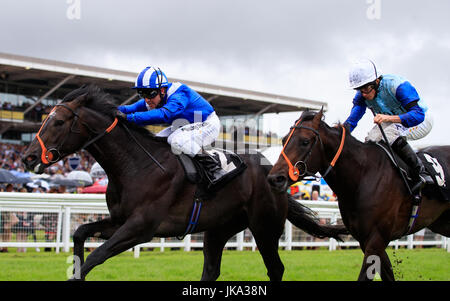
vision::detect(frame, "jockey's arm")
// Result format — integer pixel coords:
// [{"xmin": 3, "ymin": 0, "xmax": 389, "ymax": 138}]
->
[
  {"xmin": 395, "ymin": 81, "xmax": 425, "ymax": 127},
  {"xmin": 125, "ymin": 96, "xmax": 188, "ymax": 126},
  {"xmin": 373, "ymin": 103, "xmax": 424, "ymax": 126},
  {"xmin": 118, "ymin": 99, "xmax": 148, "ymax": 114},
  {"xmin": 344, "ymin": 93, "xmax": 366, "ymax": 132}
]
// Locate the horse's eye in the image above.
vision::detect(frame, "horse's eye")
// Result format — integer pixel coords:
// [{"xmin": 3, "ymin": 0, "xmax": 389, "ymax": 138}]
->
[
  {"xmin": 302, "ymin": 139, "xmax": 310, "ymax": 146},
  {"xmin": 54, "ymin": 119, "xmax": 64, "ymax": 126}
]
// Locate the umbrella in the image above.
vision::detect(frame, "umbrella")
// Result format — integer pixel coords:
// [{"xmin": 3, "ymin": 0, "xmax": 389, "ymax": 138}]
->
[
  {"xmin": 49, "ymin": 177, "xmax": 82, "ymax": 187},
  {"xmin": 10, "ymin": 170, "xmax": 32, "ymax": 178},
  {"xmin": 90, "ymin": 162, "xmax": 106, "ymax": 179},
  {"xmin": 81, "ymin": 184, "xmax": 107, "ymax": 194},
  {"xmin": 81, "ymin": 177, "xmax": 108, "ymax": 194},
  {"xmin": 9, "ymin": 170, "xmax": 32, "ymax": 184},
  {"xmin": 67, "ymin": 170, "xmax": 93, "ymax": 186},
  {"xmin": 26, "ymin": 179, "xmax": 50, "ymax": 191},
  {"xmin": 13, "ymin": 177, "xmax": 32, "ymax": 184},
  {"xmin": 0, "ymin": 169, "xmax": 19, "ymax": 183},
  {"xmin": 30, "ymin": 173, "xmax": 51, "ymax": 180}
]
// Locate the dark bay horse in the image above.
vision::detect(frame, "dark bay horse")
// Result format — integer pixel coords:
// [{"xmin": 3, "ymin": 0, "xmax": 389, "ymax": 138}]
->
[
  {"xmin": 268, "ymin": 109, "xmax": 450, "ymax": 281},
  {"xmin": 22, "ymin": 86, "xmax": 346, "ymax": 281}
]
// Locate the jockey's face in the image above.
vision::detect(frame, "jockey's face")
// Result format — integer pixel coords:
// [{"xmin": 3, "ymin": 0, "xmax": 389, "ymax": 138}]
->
[
  {"xmin": 361, "ymin": 88, "xmax": 376, "ymax": 101},
  {"xmin": 143, "ymin": 88, "xmax": 166, "ymax": 109},
  {"xmin": 357, "ymin": 79, "xmax": 379, "ymax": 101}
]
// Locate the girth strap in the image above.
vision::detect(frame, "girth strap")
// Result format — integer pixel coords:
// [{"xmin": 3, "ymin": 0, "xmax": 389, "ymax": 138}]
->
[{"xmin": 177, "ymin": 198, "xmax": 203, "ymax": 240}]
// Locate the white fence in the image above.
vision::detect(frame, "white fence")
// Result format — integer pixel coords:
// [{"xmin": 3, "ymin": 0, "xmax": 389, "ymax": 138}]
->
[{"xmin": 0, "ymin": 192, "xmax": 448, "ymax": 257}]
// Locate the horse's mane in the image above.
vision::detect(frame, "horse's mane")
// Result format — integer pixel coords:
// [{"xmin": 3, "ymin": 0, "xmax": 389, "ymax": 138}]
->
[
  {"xmin": 296, "ymin": 110, "xmax": 356, "ymax": 142},
  {"xmin": 62, "ymin": 85, "xmax": 166, "ymax": 142}
]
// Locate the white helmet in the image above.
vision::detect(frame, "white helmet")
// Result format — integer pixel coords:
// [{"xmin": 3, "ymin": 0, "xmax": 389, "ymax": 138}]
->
[{"xmin": 348, "ymin": 59, "xmax": 380, "ymax": 89}]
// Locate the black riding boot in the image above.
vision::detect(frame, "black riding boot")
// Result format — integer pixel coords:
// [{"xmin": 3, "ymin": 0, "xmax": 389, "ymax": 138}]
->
[
  {"xmin": 194, "ymin": 152, "xmax": 226, "ymax": 188},
  {"xmin": 391, "ymin": 136, "xmax": 433, "ymax": 193}
]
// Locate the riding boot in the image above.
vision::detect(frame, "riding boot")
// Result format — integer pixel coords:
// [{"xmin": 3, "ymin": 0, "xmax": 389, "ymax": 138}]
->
[
  {"xmin": 194, "ymin": 152, "xmax": 227, "ymax": 188},
  {"xmin": 391, "ymin": 136, "xmax": 434, "ymax": 193}
]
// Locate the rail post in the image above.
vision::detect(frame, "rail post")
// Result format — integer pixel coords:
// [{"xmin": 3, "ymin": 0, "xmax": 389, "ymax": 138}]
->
[
  {"xmin": 55, "ymin": 206, "xmax": 63, "ymax": 253},
  {"xmin": 63, "ymin": 206, "xmax": 71, "ymax": 253},
  {"xmin": 184, "ymin": 235, "xmax": 191, "ymax": 251},
  {"xmin": 237, "ymin": 231, "xmax": 244, "ymax": 251},
  {"xmin": 329, "ymin": 213, "xmax": 338, "ymax": 251},
  {"xmin": 134, "ymin": 246, "xmax": 140, "ymax": 258},
  {"xmin": 285, "ymin": 221, "xmax": 292, "ymax": 251},
  {"xmin": 407, "ymin": 234, "xmax": 414, "ymax": 249}
]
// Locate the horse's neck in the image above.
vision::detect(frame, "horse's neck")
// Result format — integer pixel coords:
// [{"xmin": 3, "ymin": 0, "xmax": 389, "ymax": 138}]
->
[
  {"xmin": 321, "ymin": 126, "xmax": 369, "ymax": 199},
  {"xmin": 86, "ymin": 123, "xmax": 171, "ymax": 182}
]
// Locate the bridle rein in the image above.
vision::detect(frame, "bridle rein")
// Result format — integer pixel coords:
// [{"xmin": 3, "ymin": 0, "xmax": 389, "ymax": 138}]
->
[{"xmin": 280, "ymin": 118, "xmax": 346, "ymax": 182}]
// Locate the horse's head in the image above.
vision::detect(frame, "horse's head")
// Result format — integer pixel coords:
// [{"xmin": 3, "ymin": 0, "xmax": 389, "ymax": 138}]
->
[
  {"xmin": 22, "ymin": 86, "xmax": 118, "ymax": 174},
  {"xmin": 268, "ymin": 109, "xmax": 326, "ymax": 192}
]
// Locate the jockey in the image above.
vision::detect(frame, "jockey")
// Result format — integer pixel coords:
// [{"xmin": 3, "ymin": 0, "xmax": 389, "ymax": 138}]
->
[
  {"xmin": 343, "ymin": 59, "xmax": 434, "ymax": 193},
  {"xmin": 116, "ymin": 66, "xmax": 224, "ymax": 185}
]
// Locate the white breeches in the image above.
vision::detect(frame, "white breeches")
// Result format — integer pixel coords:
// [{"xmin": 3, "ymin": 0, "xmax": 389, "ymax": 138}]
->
[{"xmin": 156, "ymin": 112, "xmax": 221, "ymax": 156}]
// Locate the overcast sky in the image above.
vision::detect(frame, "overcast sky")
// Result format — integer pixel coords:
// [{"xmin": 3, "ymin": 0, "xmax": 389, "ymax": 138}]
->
[{"xmin": 1, "ymin": 0, "xmax": 449, "ymax": 147}]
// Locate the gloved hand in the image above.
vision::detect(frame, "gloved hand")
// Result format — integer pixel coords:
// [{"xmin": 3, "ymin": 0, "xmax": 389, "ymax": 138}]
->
[{"xmin": 114, "ymin": 110, "xmax": 127, "ymax": 120}]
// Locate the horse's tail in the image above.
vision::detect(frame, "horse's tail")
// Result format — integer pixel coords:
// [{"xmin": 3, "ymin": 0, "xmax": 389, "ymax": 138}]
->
[{"xmin": 287, "ymin": 195, "xmax": 349, "ymax": 242}]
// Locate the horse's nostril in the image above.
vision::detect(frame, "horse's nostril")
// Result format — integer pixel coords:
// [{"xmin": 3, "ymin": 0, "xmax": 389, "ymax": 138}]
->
[
  {"xmin": 275, "ymin": 175, "xmax": 287, "ymax": 185},
  {"xmin": 22, "ymin": 155, "xmax": 38, "ymax": 169},
  {"xmin": 268, "ymin": 174, "xmax": 287, "ymax": 187}
]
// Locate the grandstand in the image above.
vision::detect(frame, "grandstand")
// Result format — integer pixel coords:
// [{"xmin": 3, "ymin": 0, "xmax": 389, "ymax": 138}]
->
[{"xmin": 0, "ymin": 52, "xmax": 327, "ymax": 147}]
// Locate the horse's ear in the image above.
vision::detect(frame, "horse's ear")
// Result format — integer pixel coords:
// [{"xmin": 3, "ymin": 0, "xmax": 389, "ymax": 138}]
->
[{"xmin": 312, "ymin": 107, "xmax": 324, "ymax": 129}]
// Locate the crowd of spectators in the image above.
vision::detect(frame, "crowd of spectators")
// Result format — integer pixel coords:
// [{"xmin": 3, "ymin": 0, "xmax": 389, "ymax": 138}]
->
[
  {"xmin": 1, "ymin": 100, "xmax": 54, "ymax": 122},
  {"xmin": 0, "ymin": 142, "xmax": 96, "ymax": 192},
  {"xmin": 0, "ymin": 142, "xmax": 100, "ymax": 252}
]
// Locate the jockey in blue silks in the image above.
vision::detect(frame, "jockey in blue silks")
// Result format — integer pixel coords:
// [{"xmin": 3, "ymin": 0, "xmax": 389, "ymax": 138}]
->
[
  {"xmin": 343, "ymin": 59, "xmax": 434, "ymax": 192},
  {"xmin": 116, "ymin": 66, "xmax": 224, "ymax": 184}
]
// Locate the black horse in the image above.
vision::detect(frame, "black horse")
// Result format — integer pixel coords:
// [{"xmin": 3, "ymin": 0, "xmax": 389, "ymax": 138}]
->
[
  {"xmin": 268, "ymin": 109, "xmax": 450, "ymax": 281},
  {"xmin": 22, "ymin": 86, "xmax": 346, "ymax": 281}
]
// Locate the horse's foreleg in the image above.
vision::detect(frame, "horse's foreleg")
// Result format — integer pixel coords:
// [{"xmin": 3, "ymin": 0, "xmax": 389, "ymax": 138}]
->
[
  {"xmin": 72, "ymin": 218, "xmax": 121, "ymax": 269},
  {"xmin": 74, "ymin": 215, "xmax": 157, "ymax": 280},
  {"xmin": 248, "ymin": 210, "xmax": 286, "ymax": 281},
  {"xmin": 358, "ymin": 233, "xmax": 394, "ymax": 281},
  {"xmin": 201, "ymin": 214, "xmax": 247, "ymax": 281}
]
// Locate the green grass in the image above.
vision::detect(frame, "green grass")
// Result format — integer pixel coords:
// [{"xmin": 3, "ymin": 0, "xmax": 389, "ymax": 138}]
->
[{"xmin": 0, "ymin": 248, "xmax": 448, "ymax": 281}]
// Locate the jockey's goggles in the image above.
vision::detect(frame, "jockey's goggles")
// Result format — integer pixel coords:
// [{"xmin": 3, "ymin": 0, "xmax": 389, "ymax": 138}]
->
[
  {"xmin": 355, "ymin": 82, "xmax": 376, "ymax": 94},
  {"xmin": 137, "ymin": 89, "xmax": 159, "ymax": 99}
]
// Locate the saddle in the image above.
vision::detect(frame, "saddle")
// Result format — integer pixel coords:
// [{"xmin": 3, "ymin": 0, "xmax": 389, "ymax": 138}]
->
[
  {"xmin": 376, "ymin": 142, "xmax": 449, "ymax": 201},
  {"xmin": 176, "ymin": 148, "xmax": 247, "ymax": 200}
]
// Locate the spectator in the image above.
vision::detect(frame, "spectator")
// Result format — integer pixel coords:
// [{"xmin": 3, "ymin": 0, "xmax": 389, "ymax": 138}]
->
[
  {"xmin": 311, "ymin": 190, "xmax": 325, "ymax": 202},
  {"xmin": 0, "ymin": 142, "xmax": 96, "ymax": 184},
  {"xmin": 0, "ymin": 210, "xmax": 18, "ymax": 252},
  {"xmin": 12, "ymin": 212, "xmax": 34, "ymax": 252}
]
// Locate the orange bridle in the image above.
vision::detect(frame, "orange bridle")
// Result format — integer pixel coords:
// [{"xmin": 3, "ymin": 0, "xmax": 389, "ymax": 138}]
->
[
  {"xmin": 35, "ymin": 103, "xmax": 118, "ymax": 165},
  {"xmin": 281, "ymin": 121, "xmax": 346, "ymax": 182}
]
